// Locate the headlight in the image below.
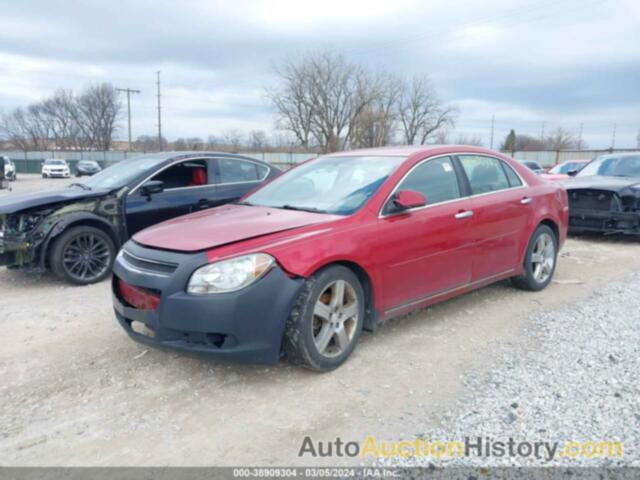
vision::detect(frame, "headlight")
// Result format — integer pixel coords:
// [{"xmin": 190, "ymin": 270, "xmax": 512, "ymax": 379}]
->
[{"xmin": 187, "ymin": 253, "xmax": 275, "ymax": 294}]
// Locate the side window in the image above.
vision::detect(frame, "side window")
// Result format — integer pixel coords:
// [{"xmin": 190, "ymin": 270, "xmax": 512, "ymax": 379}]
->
[
  {"xmin": 459, "ymin": 155, "xmax": 510, "ymax": 195},
  {"xmin": 217, "ymin": 159, "xmax": 268, "ymax": 184},
  {"xmin": 391, "ymin": 156, "xmax": 461, "ymax": 210},
  {"xmin": 151, "ymin": 160, "xmax": 208, "ymax": 189},
  {"xmin": 502, "ymin": 162, "xmax": 523, "ymax": 187}
]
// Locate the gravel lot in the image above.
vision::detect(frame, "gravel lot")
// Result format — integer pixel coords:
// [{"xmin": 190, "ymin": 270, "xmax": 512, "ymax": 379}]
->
[{"xmin": 1, "ymin": 175, "xmax": 639, "ymax": 467}]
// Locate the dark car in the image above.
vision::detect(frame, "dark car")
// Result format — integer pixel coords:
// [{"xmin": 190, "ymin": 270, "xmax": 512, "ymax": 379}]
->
[
  {"xmin": 0, "ymin": 152, "xmax": 279, "ymax": 284},
  {"xmin": 519, "ymin": 160, "xmax": 545, "ymax": 175},
  {"xmin": 112, "ymin": 146, "xmax": 568, "ymax": 370},
  {"xmin": 564, "ymin": 152, "xmax": 640, "ymax": 235},
  {"xmin": 76, "ymin": 160, "xmax": 102, "ymax": 177}
]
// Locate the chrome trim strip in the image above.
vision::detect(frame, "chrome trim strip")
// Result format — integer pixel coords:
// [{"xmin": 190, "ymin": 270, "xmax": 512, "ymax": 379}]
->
[
  {"xmin": 129, "ymin": 157, "xmax": 271, "ymax": 195},
  {"xmin": 122, "ymin": 250, "xmax": 177, "ymax": 268},
  {"xmin": 116, "ymin": 252, "xmax": 171, "ymax": 278},
  {"xmin": 379, "ymin": 152, "xmax": 529, "ymax": 218},
  {"xmin": 384, "ymin": 269, "xmax": 516, "ymax": 315}
]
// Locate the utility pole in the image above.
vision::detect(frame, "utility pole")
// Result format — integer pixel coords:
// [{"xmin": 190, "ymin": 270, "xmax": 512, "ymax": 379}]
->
[
  {"xmin": 116, "ymin": 88, "xmax": 140, "ymax": 151},
  {"xmin": 490, "ymin": 114, "xmax": 495, "ymax": 149},
  {"xmin": 577, "ymin": 122, "xmax": 584, "ymax": 150},
  {"xmin": 156, "ymin": 71, "xmax": 162, "ymax": 151},
  {"xmin": 540, "ymin": 121, "xmax": 545, "ymax": 142},
  {"xmin": 611, "ymin": 123, "xmax": 617, "ymax": 150}
]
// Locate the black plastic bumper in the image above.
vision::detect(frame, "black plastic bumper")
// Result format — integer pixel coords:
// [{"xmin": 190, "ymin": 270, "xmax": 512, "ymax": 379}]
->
[
  {"xmin": 569, "ymin": 209, "xmax": 640, "ymax": 235},
  {"xmin": 112, "ymin": 240, "xmax": 305, "ymax": 364}
]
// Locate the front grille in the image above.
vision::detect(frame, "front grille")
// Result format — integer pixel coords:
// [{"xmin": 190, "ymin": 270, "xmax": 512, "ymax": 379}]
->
[
  {"xmin": 121, "ymin": 250, "xmax": 178, "ymax": 276},
  {"xmin": 569, "ymin": 189, "xmax": 620, "ymax": 212}
]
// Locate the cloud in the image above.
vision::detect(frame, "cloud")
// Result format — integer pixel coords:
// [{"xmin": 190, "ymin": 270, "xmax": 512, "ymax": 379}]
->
[{"xmin": 0, "ymin": 0, "xmax": 638, "ymax": 148}]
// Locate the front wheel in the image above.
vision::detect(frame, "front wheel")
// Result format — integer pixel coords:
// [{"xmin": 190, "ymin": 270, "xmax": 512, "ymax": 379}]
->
[
  {"xmin": 50, "ymin": 226, "xmax": 116, "ymax": 285},
  {"xmin": 283, "ymin": 265, "xmax": 365, "ymax": 371},
  {"xmin": 511, "ymin": 224, "xmax": 558, "ymax": 291}
]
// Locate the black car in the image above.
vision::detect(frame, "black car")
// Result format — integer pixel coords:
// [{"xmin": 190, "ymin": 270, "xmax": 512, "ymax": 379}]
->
[
  {"xmin": 76, "ymin": 160, "xmax": 102, "ymax": 176},
  {"xmin": 0, "ymin": 152, "xmax": 279, "ymax": 284},
  {"xmin": 564, "ymin": 152, "xmax": 640, "ymax": 235}
]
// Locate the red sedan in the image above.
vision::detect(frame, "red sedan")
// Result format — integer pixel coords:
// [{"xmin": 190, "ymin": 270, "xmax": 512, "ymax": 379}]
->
[{"xmin": 112, "ymin": 146, "xmax": 568, "ymax": 371}]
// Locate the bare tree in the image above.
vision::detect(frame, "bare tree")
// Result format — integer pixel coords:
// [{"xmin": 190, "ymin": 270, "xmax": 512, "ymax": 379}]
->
[
  {"xmin": 351, "ymin": 73, "xmax": 402, "ymax": 148},
  {"xmin": 0, "ymin": 108, "xmax": 33, "ymax": 151},
  {"xmin": 248, "ymin": 130, "xmax": 269, "ymax": 150},
  {"xmin": 73, "ymin": 83, "xmax": 122, "ymax": 150},
  {"xmin": 134, "ymin": 135, "xmax": 159, "ymax": 152},
  {"xmin": 222, "ymin": 129, "xmax": 244, "ymax": 151},
  {"xmin": 454, "ymin": 134, "xmax": 483, "ymax": 146},
  {"xmin": 545, "ymin": 127, "xmax": 579, "ymax": 150},
  {"xmin": 269, "ymin": 52, "xmax": 382, "ymax": 153},
  {"xmin": 398, "ymin": 75, "xmax": 458, "ymax": 145}
]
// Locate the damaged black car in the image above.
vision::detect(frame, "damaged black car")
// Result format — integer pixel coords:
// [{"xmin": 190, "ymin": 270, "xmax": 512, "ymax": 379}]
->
[
  {"xmin": 564, "ymin": 152, "xmax": 640, "ymax": 235},
  {"xmin": 0, "ymin": 152, "xmax": 279, "ymax": 285}
]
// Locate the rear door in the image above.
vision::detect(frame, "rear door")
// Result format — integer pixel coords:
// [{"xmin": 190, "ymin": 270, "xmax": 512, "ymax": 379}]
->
[
  {"xmin": 212, "ymin": 157, "xmax": 271, "ymax": 205},
  {"xmin": 377, "ymin": 155, "xmax": 475, "ymax": 311},
  {"xmin": 124, "ymin": 158, "xmax": 217, "ymax": 235},
  {"xmin": 457, "ymin": 154, "xmax": 531, "ymax": 281}
]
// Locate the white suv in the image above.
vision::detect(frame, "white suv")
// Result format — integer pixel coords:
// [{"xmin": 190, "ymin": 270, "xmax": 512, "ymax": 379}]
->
[{"xmin": 42, "ymin": 159, "xmax": 70, "ymax": 178}]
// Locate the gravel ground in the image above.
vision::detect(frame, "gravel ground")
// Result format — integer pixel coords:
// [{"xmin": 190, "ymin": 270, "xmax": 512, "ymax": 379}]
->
[
  {"xmin": 2, "ymin": 175, "xmax": 640, "ymax": 468},
  {"xmin": 382, "ymin": 272, "xmax": 640, "ymax": 469}
]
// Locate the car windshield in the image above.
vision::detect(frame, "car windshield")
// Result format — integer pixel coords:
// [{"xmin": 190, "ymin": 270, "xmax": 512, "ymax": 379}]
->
[
  {"xmin": 550, "ymin": 162, "xmax": 583, "ymax": 174},
  {"xmin": 45, "ymin": 160, "xmax": 66, "ymax": 165},
  {"xmin": 244, "ymin": 155, "xmax": 405, "ymax": 215},
  {"xmin": 578, "ymin": 155, "xmax": 640, "ymax": 178},
  {"xmin": 80, "ymin": 155, "xmax": 167, "ymax": 190},
  {"xmin": 524, "ymin": 161, "xmax": 541, "ymax": 170}
]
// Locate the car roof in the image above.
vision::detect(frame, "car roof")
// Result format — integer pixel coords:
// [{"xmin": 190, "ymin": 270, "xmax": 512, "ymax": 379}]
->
[
  {"xmin": 597, "ymin": 152, "xmax": 640, "ymax": 160},
  {"xmin": 126, "ymin": 151, "xmax": 274, "ymax": 166},
  {"xmin": 326, "ymin": 145, "xmax": 508, "ymax": 158}
]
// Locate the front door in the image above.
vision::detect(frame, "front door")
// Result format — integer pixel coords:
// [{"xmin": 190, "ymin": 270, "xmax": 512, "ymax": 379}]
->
[
  {"xmin": 125, "ymin": 158, "xmax": 217, "ymax": 236},
  {"xmin": 377, "ymin": 156, "xmax": 475, "ymax": 311}
]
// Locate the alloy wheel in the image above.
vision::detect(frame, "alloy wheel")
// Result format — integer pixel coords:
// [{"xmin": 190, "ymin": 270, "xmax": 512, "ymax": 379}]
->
[
  {"xmin": 62, "ymin": 233, "xmax": 112, "ymax": 283},
  {"xmin": 312, "ymin": 279, "xmax": 360, "ymax": 358},
  {"xmin": 531, "ymin": 232, "xmax": 555, "ymax": 283}
]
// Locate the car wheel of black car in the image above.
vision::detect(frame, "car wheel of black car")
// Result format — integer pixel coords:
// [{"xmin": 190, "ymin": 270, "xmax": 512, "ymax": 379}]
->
[
  {"xmin": 50, "ymin": 225, "xmax": 116, "ymax": 285},
  {"xmin": 511, "ymin": 224, "xmax": 558, "ymax": 291},
  {"xmin": 283, "ymin": 265, "xmax": 365, "ymax": 372}
]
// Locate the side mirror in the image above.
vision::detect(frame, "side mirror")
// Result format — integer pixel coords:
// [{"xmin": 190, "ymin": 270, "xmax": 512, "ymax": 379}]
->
[
  {"xmin": 141, "ymin": 180, "xmax": 164, "ymax": 196},
  {"xmin": 567, "ymin": 169, "xmax": 579, "ymax": 177},
  {"xmin": 392, "ymin": 190, "xmax": 427, "ymax": 211}
]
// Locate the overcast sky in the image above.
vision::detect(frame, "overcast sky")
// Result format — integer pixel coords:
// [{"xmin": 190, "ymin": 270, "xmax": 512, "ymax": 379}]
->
[{"xmin": 0, "ymin": 0, "xmax": 638, "ymax": 149}]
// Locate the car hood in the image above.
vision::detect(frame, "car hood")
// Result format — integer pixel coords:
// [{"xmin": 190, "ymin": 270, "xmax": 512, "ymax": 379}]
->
[
  {"xmin": 561, "ymin": 176, "xmax": 640, "ymax": 194},
  {"xmin": 133, "ymin": 204, "xmax": 343, "ymax": 252},
  {"xmin": 0, "ymin": 187, "xmax": 110, "ymax": 214}
]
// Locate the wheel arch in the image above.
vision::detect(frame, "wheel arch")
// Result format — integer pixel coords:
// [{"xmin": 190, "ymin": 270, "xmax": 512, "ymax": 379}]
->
[
  {"xmin": 309, "ymin": 259, "xmax": 380, "ymax": 333},
  {"xmin": 42, "ymin": 214, "xmax": 121, "ymax": 268}
]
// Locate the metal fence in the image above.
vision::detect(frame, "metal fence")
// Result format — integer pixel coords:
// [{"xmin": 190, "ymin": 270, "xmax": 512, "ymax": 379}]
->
[
  {"xmin": 2, "ymin": 148, "xmax": 637, "ymax": 174},
  {"xmin": 0, "ymin": 150, "xmax": 318, "ymax": 174},
  {"xmin": 510, "ymin": 149, "xmax": 638, "ymax": 167}
]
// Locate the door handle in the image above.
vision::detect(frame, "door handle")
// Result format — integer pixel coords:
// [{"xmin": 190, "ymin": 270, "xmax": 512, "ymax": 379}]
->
[
  {"xmin": 194, "ymin": 199, "xmax": 213, "ymax": 210},
  {"xmin": 454, "ymin": 210, "xmax": 474, "ymax": 220},
  {"xmin": 520, "ymin": 197, "xmax": 533, "ymax": 205}
]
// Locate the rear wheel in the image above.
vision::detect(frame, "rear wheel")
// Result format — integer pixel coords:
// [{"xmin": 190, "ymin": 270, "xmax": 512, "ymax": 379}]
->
[
  {"xmin": 50, "ymin": 226, "xmax": 116, "ymax": 285},
  {"xmin": 283, "ymin": 266, "xmax": 364, "ymax": 371},
  {"xmin": 511, "ymin": 224, "xmax": 558, "ymax": 291}
]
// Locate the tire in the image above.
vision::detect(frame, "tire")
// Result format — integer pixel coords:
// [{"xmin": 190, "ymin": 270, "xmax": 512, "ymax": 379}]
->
[
  {"xmin": 511, "ymin": 224, "xmax": 558, "ymax": 291},
  {"xmin": 42, "ymin": 173, "xmax": 47, "ymax": 178},
  {"xmin": 50, "ymin": 225, "xmax": 116, "ymax": 285},
  {"xmin": 283, "ymin": 265, "xmax": 365, "ymax": 372}
]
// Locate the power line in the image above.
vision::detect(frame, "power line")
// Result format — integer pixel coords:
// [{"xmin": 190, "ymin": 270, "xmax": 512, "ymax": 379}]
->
[
  {"xmin": 156, "ymin": 71, "xmax": 162, "ymax": 150},
  {"xmin": 116, "ymin": 88, "xmax": 140, "ymax": 151}
]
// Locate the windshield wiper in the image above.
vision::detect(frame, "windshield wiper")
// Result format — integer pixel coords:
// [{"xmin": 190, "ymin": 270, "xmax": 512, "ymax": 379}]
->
[
  {"xmin": 69, "ymin": 183, "xmax": 91, "ymax": 191},
  {"xmin": 280, "ymin": 204, "xmax": 325, "ymax": 213},
  {"xmin": 232, "ymin": 200, "xmax": 253, "ymax": 206}
]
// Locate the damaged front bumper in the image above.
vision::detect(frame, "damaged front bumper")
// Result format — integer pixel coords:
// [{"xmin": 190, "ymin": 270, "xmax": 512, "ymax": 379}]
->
[
  {"xmin": 569, "ymin": 209, "xmax": 640, "ymax": 235},
  {"xmin": 112, "ymin": 241, "xmax": 305, "ymax": 364}
]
